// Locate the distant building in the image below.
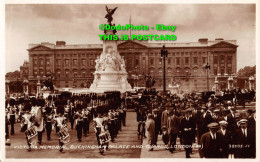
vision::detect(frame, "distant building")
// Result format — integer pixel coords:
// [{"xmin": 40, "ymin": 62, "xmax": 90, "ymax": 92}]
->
[{"xmin": 26, "ymin": 38, "xmax": 238, "ymax": 94}]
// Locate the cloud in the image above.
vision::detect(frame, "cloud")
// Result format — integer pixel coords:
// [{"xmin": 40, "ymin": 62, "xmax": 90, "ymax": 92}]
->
[{"xmin": 5, "ymin": 4, "xmax": 256, "ymax": 73}]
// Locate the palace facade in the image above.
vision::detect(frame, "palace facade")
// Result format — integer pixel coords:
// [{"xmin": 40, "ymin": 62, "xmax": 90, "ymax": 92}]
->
[{"xmin": 27, "ymin": 38, "xmax": 238, "ymax": 94}]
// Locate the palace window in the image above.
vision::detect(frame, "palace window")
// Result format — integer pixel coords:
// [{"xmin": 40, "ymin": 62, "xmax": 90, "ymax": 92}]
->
[
  {"xmin": 159, "ymin": 70, "xmax": 163, "ymax": 76},
  {"xmin": 82, "ymin": 59, "xmax": 86, "ymax": 66},
  {"xmin": 176, "ymin": 57, "xmax": 180, "ymax": 65},
  {"xmin": 202, "ymin": 57, "xmax": 207, "ymax": 64},
  {"xmin": 228, "ymin": 68, "xmax": 232, "ymax": 74},
  {"xmin": 227, "ymin": 56, "xmax": 232, "ymax": 64},
  {"xmin": 221, "ymin": 68, "xmax": 224, "ymax": 75},
  {"xmin": 221, "ymin": 55, "xmax": 225, "ymax": 64},
  {"xmin": 73, "ymin": 59, "xmax": 77, "ymax": 66},
  {"xmin": 214, "ymin": 56, "xmax": 218, "ymax": 64},
  {"xmin": 46, "ymin": 60, "xmax": 50, "ymax": 66},
  {"xmin": 74, "ymin": 72, "xmax": 77, "ymax": 77},
  {"xmin": 185, "ymin": 57, "xmax": 189, "ymax": 65},
  {"xmin": 150, "ymin": 58, "xmax": 154, "ymax": 65},
  {"xmin": 65, "ymin": 71, "xmax": 69, "ymax": 77},
  {"xmin": 65, "ymin": 59, "xmax": 69, "ymax": 66},
  {"xmin": 193, "ymin": 57, "xmax": 198, "ymax": 64},
  {"xmin": 214, "ymin": 69, "xmax": 217, "ymax": 75},
  {"xmin": 128, "ymin": 58, "xmax": 132, "ymax": 68},
  {"xmin": 168, "ymin": 58, "xmax": 171, "ymax": 64},
  {"xmin": 90, "ymin": 59, "xmax": 94, "ymax": 66},
  {"xmin": 159, "ymin": 58, "xmax": 162, "ymax": 65},
  {"xmin": 82, "ymin": 71, "xmax": 86, "ymax": 77},
  {"xmin": 57, "ymin": 71, "xmax": 61, "ymax": 77},
  {"xmin": 40, "ymin": 59, "xmax": 44, "ymax": 66},
  {"xmin": 56, "ymin": 59, "xmax": 61, "ymax": 66},
  {"xmin": 135, "ymin": 59, "xmax": 139, "ymax": 66},
  {"xmin": 33, "ymin": 59, "xmax": 38, "ymax": 65}
]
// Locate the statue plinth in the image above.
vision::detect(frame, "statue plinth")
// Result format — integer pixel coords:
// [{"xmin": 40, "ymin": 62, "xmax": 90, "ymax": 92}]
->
[{"xmin": 89, "ymin": 29, "xmax": 132, "ymax": 93}]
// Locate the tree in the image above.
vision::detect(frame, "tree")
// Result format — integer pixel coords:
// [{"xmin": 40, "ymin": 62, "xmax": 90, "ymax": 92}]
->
[{"xmin": 237, "ymin": 65, "xmax": 256, "ymax": 77}]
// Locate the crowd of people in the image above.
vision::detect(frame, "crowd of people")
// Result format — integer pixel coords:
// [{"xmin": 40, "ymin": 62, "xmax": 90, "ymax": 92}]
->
[
  {"xmin": 133, "ymin": 88, "xmax": 256, "ymax": 158},
  {"xmin": 5, "ymin": 88, "xmax": 256, "ymax": 158}
]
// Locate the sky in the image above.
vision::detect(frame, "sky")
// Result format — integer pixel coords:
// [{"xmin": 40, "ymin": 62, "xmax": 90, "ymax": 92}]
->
[{"xmin": 5, "ymin": 4, "xmax": 256, "ymax": 73}]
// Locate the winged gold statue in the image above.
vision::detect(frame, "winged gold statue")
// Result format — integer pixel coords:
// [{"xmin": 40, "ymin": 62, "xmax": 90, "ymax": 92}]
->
[{"xmin": 105, "ymin": 5, "xmax": 118, "ymax": 25}]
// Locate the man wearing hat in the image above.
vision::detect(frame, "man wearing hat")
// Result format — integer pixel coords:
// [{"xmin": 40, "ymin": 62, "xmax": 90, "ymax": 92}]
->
[
  {"xmin": 180, "ymin": 108, "xmax": 196, "ymax": 158},
  {"xmin": 152, "ymin": 108, "xmax": 160, "ymax": 145},
  {"xmin": 218, "ymin": 120, "xmax": 232, "ymax": 158},
  {"xmin": 200, "ymin": 107, "xmax": 214, "ymax": 139},
  {"xmin": 233, "ymin": 119, "xmax": 255, "ymax": 158},
  {"xmin": 212, "ymin": 109, "xmax": 221, "ymax": 123},
  {"xmin": 45, "ymin": 107, "xmax": 53, "ymax": 141},
  {"xmin": 137, "ymin": 106, "xmax": 147, "ymax": 137},
  {"xmin": 75, "ymin": 104, "xmax": 83, "ymax": 142},
  {"xmin": 161, "ymin": 103, "xmax": 171, "ymax": 129},
  {"xmin": 55, "ymin": 105, "xmax": 67, "ymax": 152},
  {"xmin": 8, "ymin": 99, "xmax": 16, "ymax": 135},
  {"xmin": 199, "ymin": 122, "xmax": 224, "ymax": 158},
  {"xmin": 22, "ymin": 103, "xmax": 34, "ymax": 151},
  {"xmin": 167, "ymin": 108, "xmax": 180, "ymax": 153},
  {"xmin": 68, "ymin": 101, "xmax": 75, "ymax": 130},
  {"xmin": 247, "ymin": 109, "xmax": 255, "ymax": 133},
  {"xmin": 146, "ymin": 113, "xmax": 155, "ymax": 151}
]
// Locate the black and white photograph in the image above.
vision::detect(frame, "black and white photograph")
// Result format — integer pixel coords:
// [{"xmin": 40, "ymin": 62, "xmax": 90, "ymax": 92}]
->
[{"xmin": 2, "ymin": 1, "xmax": 259, "ymax": 160}]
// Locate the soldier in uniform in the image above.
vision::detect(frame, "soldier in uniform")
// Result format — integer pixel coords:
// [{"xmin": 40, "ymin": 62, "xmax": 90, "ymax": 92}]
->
[
  {"xmin": 5, "ymin": 107, "xmax": 10, "ymax": 145},
  {"xmin": 55, "ymin": 105, "xmax": 67, "ymax": 152},
  {"xmin": 22, "ymin": 103, "xmax": 34, "ymax": 151},
  {"xmin": 8, "ymin": 99, "xmax": 16, "ymax": 135},
  {"xmin": 122, "ymin": 104, "xmax": 126, "ymax": 126},
  {"xmin": 180, "ymin": 108, "xmax": 196, "ymax": 158},
  {"xmin": 45, "ymin": 107, "xmax": 53, "ymax": 141},
  {"xmin": 82, "ymin": 107, "xmax": 90, "ymax": 137},
  {"xmin": 199, "ymin": 122, "xmax": 224, "ymax": 158},
  {"xmin": 93, "ymin": 106, "xmax": 106, "ymax": 154},
  {"xmin": 68, "ymin": 101, "xmax": 75, "ymax": 129},
  {"xmin": 108, "ymin": 109, "xmax": 116, "ymax": 142},
  {"xmin": 75, "ymin": 104, "xmax": 83, "ymax": 142}
]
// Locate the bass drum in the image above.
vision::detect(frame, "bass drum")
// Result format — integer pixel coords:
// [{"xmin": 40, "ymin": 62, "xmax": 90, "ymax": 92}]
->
[{"xmin": 34, "ymin": 107, "xmax": 43, "ymax": 127}]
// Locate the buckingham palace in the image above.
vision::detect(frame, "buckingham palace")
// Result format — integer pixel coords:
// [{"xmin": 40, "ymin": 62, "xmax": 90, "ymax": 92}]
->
[{"xmin": 23, "ymin": 38, "xmax": 238, "ymax": 94}]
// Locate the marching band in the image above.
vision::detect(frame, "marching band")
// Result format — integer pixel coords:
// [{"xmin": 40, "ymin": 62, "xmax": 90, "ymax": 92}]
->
[{"xmin": 5, "ymin": 93, "xmax": 125, "ymax": 154}]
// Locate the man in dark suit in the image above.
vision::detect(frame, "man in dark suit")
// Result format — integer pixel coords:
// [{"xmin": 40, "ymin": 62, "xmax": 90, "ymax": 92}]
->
[
  {"xmin": 200, "ymin": 108, "xmax": 214, "ymax": 138},
  {"xmin": 247, "ymin": 110, "xmax": 255, "ymax": 133},
  {"xmin": 68, "ymin": 102, "xmax": 75, "ymax": 129},
  {"xmin": 167, "ymin": 108, "xmax": 180, "ymax": 153},
  {"xmin": 180, "ymin": 108, "xmax": 196, "ymax": 158},
  {"xmin": 218, "ymin": 120, "xmax": 232, "ymax": 158},
  {"xmin": 152, "ymin": 108, "xmax": 160, "ymax": 145},
  {"xmin": 199, "ymin": 122, "xmax": 224, "ymax": 158},
  {"xmin": 233, "ymin": 119, "xmax": 255, "ymax": 158}
]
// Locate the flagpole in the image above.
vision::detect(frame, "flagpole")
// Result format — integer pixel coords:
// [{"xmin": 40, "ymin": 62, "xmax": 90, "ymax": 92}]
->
[{"xmin": 130, "ymin": 15, "xmax": 131, "ymax": 38}]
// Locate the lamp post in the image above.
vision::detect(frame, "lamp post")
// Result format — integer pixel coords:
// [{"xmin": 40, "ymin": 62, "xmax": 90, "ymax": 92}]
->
[
  {"xmin": 161, "ymin": 45, "xmax": 168, "ymax": 92},
  {"xmin": 204, "ymin": 62, "xmax": 210, "ymax": 91}
]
